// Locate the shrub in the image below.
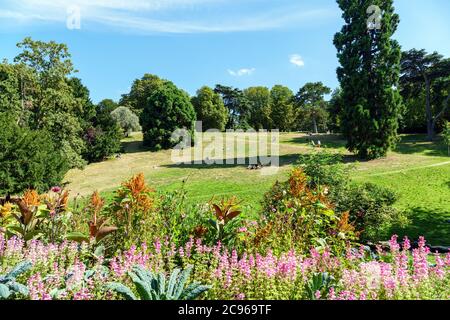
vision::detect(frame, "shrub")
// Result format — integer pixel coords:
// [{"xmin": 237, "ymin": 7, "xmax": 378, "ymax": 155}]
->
[
  {"xmin": 297, "ymin": 150, "xmax": 350, "ymax": 189},
  {"xmin": 110, "ymin": 106, "xmax": 141, "ymax": 137},
  {"xmin": 258, "ymin": 168, "xmax": 357, "ymax": 255},
  {"xmin": 297, "ymin": 149, "xmax": 407, "ymax": 242},
  {"xmin": 82, "ymin": 102, "xmax": 122, "ymax": 163},
  {"xmin": 141, "ymin": 81, "xmax": 196, "ymax": 151},
  {"xmin": 336, "ymin": 183, "xmax": 407, "ymax": 242},
  {"xmin": 82, "ymin": 126, "xmax": 122, "ymax": 163},
  {"xmin": 0, "ymin": 115, "xmax": 68, "ymax": 196}
]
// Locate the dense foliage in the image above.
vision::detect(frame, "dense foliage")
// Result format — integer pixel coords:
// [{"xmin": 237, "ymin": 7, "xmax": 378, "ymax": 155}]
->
[
  {"xmin": 191, "ymin": 86, "xmax": 228, "ymax": 131},
  {"xmin": 334, "ymin": 0, "xmax": 403, "ymax": 159},
  {"xmin": 297, "ymin": 150, "xmax": 407, "ymax": 242},
  {"xmin": 400, "ymin": 49, "xmax": 450, "ymax": 139},
  {"xmin": 82, "ymin": 100, "xmax": 122, "ymax": 163},
  {"xmin": 110, "ymin": 106, "xmax": 141, "ymax": 137},
  {"xmin": 141, "ymin": 81, "xmax": 196, "ymax": 151},
  {"xmin": 0, "ymin": 115, "xmax": 68, "ymax": 196}
]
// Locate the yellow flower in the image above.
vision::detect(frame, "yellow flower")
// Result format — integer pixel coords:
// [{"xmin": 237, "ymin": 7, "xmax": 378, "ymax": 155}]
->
[{"xmin": 0, "ymin": 202, "xmax": 13, "ymax": 218}]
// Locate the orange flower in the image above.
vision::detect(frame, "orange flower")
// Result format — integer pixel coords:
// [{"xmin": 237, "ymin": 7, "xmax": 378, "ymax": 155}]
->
[
  {"xmin": 122, "ymin": 173, "xmax": 153, "ymax": 197},
  {"xmin": 23, "ymin": 189, "xmax": 40, "ymax": 207},
  {"xmin": 336, "ymin": 212, "xmax": 355, "ymax": 233},
  {"xmin": 288, "ymin": 168, "xmax": 308, "ymax": 198},
  {"xmin": 90, "ymin": 191, "xmax": 104, "ymax": 213},
  {"xmin": 60, "ymin": 190, "xmax": 69, "ymax": 209}
]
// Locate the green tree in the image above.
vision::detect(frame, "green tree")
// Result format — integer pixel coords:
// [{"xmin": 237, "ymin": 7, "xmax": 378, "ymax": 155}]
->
[
  {"xmin": 214, "ymin": 85, "xmax": 250, "ymax": 129},
  {"xmin": 120, "ymin": 74, "xmax": 165, "ymax": 116},
  {"xmin": 191, "ymin": 86, "xmax": 228, "ymax": 131},
  {"xmin": 243, "ymin": 86, "xmax": 272, "ymax": 130},
  {"xmin": 401, "ymin": 49, "xmax": 450, "ymax": 139},
  {"xmin": 83, "ymin": 100, "xmax": 122, "ymax": 162},
  {"xmin": 13, "ymin": 37, "xmax": 87, "ymax": 168},
  {"xmin": 334, "ymin": 0, "xmax": 403, "ymax": 159},
  {"xmin": 111, "ymin": 106, "xmax": 141, "ymax": 136},
  {"xmin": 0, "ymin": 114, "xmax": 68, "ymax": 196},
  {"xmin": 0, "ymin": 62, "xmax": 35, "ymax": 125},
  {"xmin": 270, "ymin": 85, "xmax": 294, "ymax": 132},
  {"xmin": 327, "ymin": 88, "xmax": 344, "ymax": 133},
  {"xmin": 67, "ymin": 77, "xmax": 96, "ymax": 125},
  {"xmin": 294, "ymin": 82, "xmax": 331, "ymax": 133},
  {"xmin": 141, "ymin": 81, "xmax": 196, "ymax": 150}
]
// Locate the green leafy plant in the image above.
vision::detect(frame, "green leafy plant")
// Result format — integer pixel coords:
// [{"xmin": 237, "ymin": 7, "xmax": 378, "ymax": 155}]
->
[
  {"xmin": 305, "ymin": 272, "xmax": 335, "ymax": 300},
  {"xmin": 6, "ymin": 190, "xmax": 48, "ymax": 242},
  {"xmin": 208, "ymin": 197, "xmax": 242, "ymax": 243},
  {"xmin": 106, "ymin": 265, "xmax": 210, "ymax": 300},
  {"xmin": 66, "ymin": 191, "xmax": 117, "ymax": 250},
  {"xmin": 0, "ymin": 261, "xmax": 32, "ymax": 300}
]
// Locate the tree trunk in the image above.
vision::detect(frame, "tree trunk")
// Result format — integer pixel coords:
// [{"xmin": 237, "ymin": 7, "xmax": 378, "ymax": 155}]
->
[
  {"xmin": 425, "ymin": 79, "xmax": 434, "ymax": 141},
  {"xmin": 312, "ymin": 116, "xmax": 318, "ymax": 134}
]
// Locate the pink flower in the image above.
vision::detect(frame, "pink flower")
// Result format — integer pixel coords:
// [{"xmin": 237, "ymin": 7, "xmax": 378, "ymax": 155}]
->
[
  {"xmin": 51, "ymin": 186, "xmax": 61, "ymax": 193},
  {"xmin": 389, "ymin": 235, "xmax": 400, "ymax": 254},
  {"xmin": 315, "ymin": 291, "xmax": 321, "ymax": 300},
  {"xmin": 402, "ymin": 236, "xmax": 411, "ymax": 251},
  {"xmin": 236, "ymin": 293, "xmax": 246, "ymax": 300}
]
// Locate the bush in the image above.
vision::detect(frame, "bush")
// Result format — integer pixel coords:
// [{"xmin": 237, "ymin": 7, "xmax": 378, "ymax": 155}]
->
[
  {"xmin": 0, "ymin": 115, "xmax": 68, "ymax": 196},
  {"xmin": 83, "ymin": 102, "xmax": 122, "ymax": 163},
  {"xmin": 297, "ymin": 150, "xmax": 350, "ymax": 189},
  {"xmin": 337, "ymin": 183, "xmax": 407, "ymax": 242},
  {"xmin": 297, "ymin": 149, "xmax": 407, "ymax": 242},
  {"xmin": 141, "ymin": 81, "xmax": 196, "ymax": 151},
  {"xmin": 258, "ymin": 168, "xmax": 357, "ymax": 255}
]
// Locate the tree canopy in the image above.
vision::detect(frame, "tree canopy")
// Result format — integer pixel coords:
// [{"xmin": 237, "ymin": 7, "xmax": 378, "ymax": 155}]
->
[
  {"xmin": 401, "ymin": 49, "xmax": 450, "ymax": 139},
  {"xmin": 111, "ymin": 106, "xmax": 141, "ymax": 136},
  {"xmin": 191, "ymin": 86, "xmax": 228, "ymax": 131},
  {"xmin": 141, "ymin": 81, "xmax": 196, "ymax": 150},
  {"xmin": 294, "ymin": 82, "xmax": 331, "ymax": 133}
]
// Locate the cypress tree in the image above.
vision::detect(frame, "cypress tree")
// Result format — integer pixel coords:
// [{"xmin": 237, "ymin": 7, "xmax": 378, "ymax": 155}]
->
[{"xmin": 334, "ymin": 0, "xmax": 403, "ymax": 159}]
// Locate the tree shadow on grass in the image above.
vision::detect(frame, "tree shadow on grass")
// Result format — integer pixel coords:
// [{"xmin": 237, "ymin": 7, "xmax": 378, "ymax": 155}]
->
[
  {"xmin": 394, "ymin": 135, "xmax": 447, "ymax": 157},
  {"xmin": 388, "ymin": 206, "xmax": 450, "ymax": 247},
  {"xmin": 161, "ymin": 154, "xmax": 301, "ymax": 170},
  {"xmin": 285, "ymin": 134, "xmax": 348, "ymax": 149},
  {"xmin": 121, "ymin": 140, "xmax": 151, "ymax": 154}
]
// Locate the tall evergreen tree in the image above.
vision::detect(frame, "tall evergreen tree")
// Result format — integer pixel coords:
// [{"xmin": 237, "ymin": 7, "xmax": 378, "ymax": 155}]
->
[{"xmin": 334, "ymin": 0, "xmax": 403, "ymax": 159}]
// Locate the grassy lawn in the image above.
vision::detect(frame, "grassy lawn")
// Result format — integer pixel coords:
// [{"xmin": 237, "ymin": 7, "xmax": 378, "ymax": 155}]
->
[{"xmin": 64, "ymin": 132, "xmax": 450, "ymax": 246}]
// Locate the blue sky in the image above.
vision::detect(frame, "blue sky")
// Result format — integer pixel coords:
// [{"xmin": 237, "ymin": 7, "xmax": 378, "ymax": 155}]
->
[{"xmin": 1, "ymin": 0, "xmax": 449, "ymax": 103}]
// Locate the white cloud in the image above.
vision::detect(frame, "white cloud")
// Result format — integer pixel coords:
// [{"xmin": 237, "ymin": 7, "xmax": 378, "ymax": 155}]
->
[
  {"xmin": 0, "ymin": 0, "xmax": 337, "ymax": 34},
  {"xmin": 290, "ymin": 54, "xmax": 305, "ymax": 67},
  {"xmin": 228, "ymin": 68, "xmax": 255, "ymax": 77}
]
